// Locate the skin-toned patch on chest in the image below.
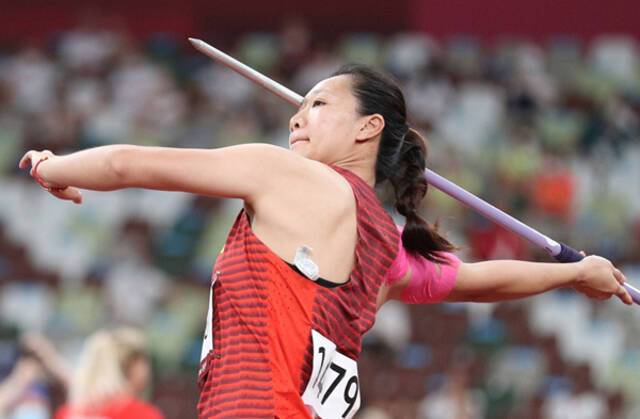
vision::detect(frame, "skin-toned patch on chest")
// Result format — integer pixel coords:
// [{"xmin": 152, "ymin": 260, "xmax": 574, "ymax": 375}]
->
[{"xmin": 293, "ymin": 245, "xmax": 320, "ymax": 281}]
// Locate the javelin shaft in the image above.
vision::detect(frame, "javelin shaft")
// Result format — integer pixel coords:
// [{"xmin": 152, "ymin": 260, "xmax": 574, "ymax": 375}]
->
[
  {"xmin": 188, "ymin": 37, "xmax": 640, "ymax": 305},
  {"xmin": 188, "ymin": 38, "xmax": 559, "ymax": 253},
  {"xmin": 189, "ymin": 38, "xmax": 304, "ymax": 107}
]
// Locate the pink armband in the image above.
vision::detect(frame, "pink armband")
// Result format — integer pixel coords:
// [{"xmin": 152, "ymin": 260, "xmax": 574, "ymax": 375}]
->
[
  {"xmin": 385, "ymin": 240, "xmax": 410, "ymax": 284},
  {"xmin": 400, "ymin": 251, "xmax": 460, "ymax": 304},
  {"xmin": 384, "ymin": 226, "xmax": 460, "ymax": 304}
]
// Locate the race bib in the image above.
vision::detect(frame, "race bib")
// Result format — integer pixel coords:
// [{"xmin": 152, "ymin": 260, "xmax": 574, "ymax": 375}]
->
[{"xmin": 301, "ymin": 330, "xmax": 360, "ymax": 419}]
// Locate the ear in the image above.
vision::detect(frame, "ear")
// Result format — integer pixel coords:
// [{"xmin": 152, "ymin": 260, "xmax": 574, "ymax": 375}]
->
[{"xmin": 355, "ymin": 114, "xmax": 385, "ymax": 143}]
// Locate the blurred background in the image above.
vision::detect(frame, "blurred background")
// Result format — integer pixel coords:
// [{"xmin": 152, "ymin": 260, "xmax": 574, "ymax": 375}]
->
[{"xmin": 0, "ymin": 0, "xmax": 639, "ymax": 418}]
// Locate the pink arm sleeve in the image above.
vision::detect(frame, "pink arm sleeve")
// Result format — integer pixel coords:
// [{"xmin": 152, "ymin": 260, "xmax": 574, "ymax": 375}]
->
[{"xmin": 384, "ymin": 227, "xmax": 460, "ymax": 304}]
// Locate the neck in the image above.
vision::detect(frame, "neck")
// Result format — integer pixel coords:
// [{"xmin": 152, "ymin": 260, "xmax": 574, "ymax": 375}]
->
[{"xmin": 332, "ymin": 154, "xmax": 377, "ymax": 187}]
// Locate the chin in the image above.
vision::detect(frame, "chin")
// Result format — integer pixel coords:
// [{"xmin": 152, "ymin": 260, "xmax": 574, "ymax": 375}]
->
[
  {"xmin": 290, "ymin": 147, "xmax": 305, "ymax": 156},
  {"xmin": 290, "ymin": 142, "xmax": 312, "ymax": 157},
  {"xmin": 299, "ymin": 150, "xmax": 316, "ymax": 160}
]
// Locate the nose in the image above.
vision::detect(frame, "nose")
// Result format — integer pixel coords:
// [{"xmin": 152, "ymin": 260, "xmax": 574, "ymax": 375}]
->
[{"xmin": 289, "ymin": 109, "xmax": 305, "ymax": 132}]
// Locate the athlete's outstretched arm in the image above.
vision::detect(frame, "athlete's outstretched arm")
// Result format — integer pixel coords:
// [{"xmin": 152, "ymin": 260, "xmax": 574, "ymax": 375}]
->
[
  {"xmin": 384, "ymin": 249, "xmax": 633, "ymax": 306},
  {"xmin": 447, "ymin": 256, "xmax": 632, "ymax": 304},
  {"xmin": 19, "ymin": 144, "xmax": 305, "ymax": 204}
]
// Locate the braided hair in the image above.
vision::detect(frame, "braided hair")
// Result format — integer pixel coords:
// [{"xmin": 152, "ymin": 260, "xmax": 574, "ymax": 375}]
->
[{"xmin": 332, "ymin": 64, "xmax": 455, "ymax": 262}]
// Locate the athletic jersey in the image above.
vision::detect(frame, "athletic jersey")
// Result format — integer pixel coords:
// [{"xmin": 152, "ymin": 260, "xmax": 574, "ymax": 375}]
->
[{"xmin": 197, "ymin": 165, "xmax": 399, "ymax": 418}]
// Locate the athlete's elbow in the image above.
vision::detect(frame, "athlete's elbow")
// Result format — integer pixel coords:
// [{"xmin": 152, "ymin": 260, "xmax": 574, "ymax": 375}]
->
[{"xmin": 107, "ymin": 145, "xmax": 136, "ymax": 186}]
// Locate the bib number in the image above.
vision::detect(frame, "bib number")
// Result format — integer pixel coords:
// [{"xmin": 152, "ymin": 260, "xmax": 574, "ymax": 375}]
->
[{"xmin": 302, "ymin": 330, "xmax": 360, "ymax": 419}]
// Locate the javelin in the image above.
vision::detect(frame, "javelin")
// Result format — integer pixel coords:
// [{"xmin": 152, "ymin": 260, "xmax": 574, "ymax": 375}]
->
[{"xmin": 188, "ymin": 37, "xmax": 640, "ymax": 305}]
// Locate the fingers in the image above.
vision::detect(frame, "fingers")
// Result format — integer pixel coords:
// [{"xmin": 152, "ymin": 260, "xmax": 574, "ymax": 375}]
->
[
  {"xmin": 51, "ymin": 187, "xmax": 83, "ymax": 205},
  {"xmin": 19, "ymin": 151, "xmax": 78, "ymax": 202},
  {"xmin": 18, "ymin": 151, "xmax": 35, "ymax": 170},
  {"xmin": 616, "ymin": 284, "xmax": 633, "ymax": 305},
  {"xmin": 72, "ymin": 189, "xmax": 83, "ymax": 205},
  {"xmin": 612, "ymin": 268, "xmax": 632, "ymax": 304},
  {"xmin": 574, "ymin": 285, "xmax": 608, "ymax": 300},
  {"xmin": 19, "ymin": 150, "xmax": 46, "ymax": 176},
  {"xmin": 19, "ymin": 150, "xmax": 53, "ymax": 171},
  {"xmin": 576, "ymin": 282, "xmax": 632, "ymax": 305},
  {"xmin": 613, "ymin": 268, "xmax": 626, "ymax": 285}
]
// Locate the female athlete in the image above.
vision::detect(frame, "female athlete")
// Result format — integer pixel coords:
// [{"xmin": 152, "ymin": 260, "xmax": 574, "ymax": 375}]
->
[{"xmin": 19, "ymin": 64, "xmax": 633, "ymax": 418}]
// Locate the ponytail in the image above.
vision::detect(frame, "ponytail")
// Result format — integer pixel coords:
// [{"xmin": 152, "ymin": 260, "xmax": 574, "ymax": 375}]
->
[
  {"xmin": 331, "ymin": 64, "xmax": 456, "ymax": 261},
  {"xmin": 389, "ymin": 129, "xmax": 456, "ymax": 263}
]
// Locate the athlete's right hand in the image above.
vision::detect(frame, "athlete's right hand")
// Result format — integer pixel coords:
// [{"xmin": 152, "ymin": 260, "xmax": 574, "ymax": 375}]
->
[
  {"xmin": 19, "ymin": 150, "xmax": 83, "ymax": 205},
  {"xmin": 573, "ymin": 255, "xmax": 633, "ymax": 305}
]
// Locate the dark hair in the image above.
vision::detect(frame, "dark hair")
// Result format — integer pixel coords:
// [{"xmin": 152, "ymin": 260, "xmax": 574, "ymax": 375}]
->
[{"xmin": 331, "ymin": 64, "xmax": 455, "ymax": 262}]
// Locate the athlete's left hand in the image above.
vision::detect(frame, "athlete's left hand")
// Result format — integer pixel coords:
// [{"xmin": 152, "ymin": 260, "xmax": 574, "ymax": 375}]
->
[{"xmin": 19, "ymin": 150, "xmax": 83, "ymax": 204}]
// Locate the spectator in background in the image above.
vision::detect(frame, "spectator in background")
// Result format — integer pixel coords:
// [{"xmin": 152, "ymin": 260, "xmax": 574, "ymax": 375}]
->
[
  {"xmin": 418, "ymin": 358, "xmax": 485, "ymax": 419},
  {"xmin": 0, "ymin": 357, "xmax": 48, "ymax": 419},
  {"xmin": 542, "ymin": 364, "xmax": 610, "ymax": 419},
  {"xmin": 0, "ymin": 333, "xmax": 70, "ymax": 419},
  {"xmin": 55, "ymin": 328, "xmax": 163, "ymax": 419}
]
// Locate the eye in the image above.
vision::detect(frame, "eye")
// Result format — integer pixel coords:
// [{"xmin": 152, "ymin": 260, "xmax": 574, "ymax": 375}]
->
[{"xmin": 312, "ymin": 100, "xmax": 325, "ymax": 107}]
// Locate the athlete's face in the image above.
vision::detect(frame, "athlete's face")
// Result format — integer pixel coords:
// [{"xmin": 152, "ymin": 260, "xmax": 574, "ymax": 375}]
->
[{"xmin": 288, "ymin": 75, "xmax": 380, "ymax": 163}]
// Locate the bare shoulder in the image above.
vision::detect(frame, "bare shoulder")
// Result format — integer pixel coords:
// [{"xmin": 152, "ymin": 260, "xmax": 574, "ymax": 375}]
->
[
  {"xmin": 234, "ymin": 143, "xmax": 318, "ymax": 182},
  {"xmin": 241, "ymin": 144, "xmax": 352, "ymax": 204},
  {"xmin": 273, "ymin": 158, "xmax": 353, "ymax": 208},
  {"xmin": 203, "ymin": 143, "xmax": 354, "ymax": 209}
]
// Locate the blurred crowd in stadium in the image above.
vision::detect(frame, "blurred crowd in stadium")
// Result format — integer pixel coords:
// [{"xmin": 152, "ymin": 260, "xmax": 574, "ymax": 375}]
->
[{"xmin": 0, "ymin": 16, "xmax": 639, "ymax": 419}]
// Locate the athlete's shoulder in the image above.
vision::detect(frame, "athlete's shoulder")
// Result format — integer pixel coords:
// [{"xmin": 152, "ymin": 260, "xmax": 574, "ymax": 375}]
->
[
  {"xmin": 238, "ymin": 143, "xmax": 326, "ymax": 181},
  {"xmin": 255, "ymin": 147, "xmax": 353, "ymax": 201}
]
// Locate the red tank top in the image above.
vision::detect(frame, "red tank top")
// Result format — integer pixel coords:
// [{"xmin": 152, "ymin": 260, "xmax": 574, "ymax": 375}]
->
[{"xmin": 197, "ymin": 166, "xmax": 399, "ymax": 418}]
